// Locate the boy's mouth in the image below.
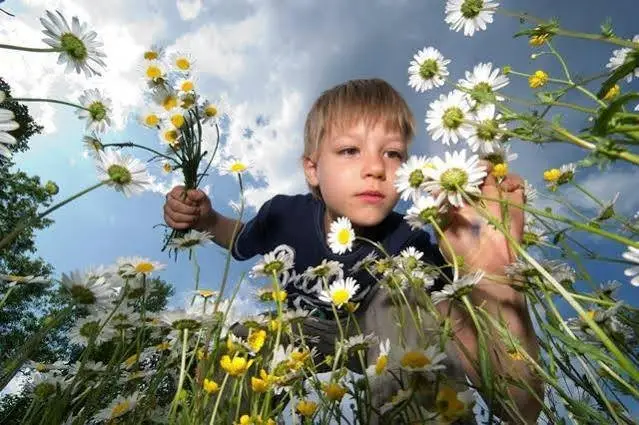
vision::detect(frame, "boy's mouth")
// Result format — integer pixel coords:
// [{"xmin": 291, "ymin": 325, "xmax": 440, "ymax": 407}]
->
[{"xmin": 356, "ymin": 190, "xmax": 386, "ymax": 203}]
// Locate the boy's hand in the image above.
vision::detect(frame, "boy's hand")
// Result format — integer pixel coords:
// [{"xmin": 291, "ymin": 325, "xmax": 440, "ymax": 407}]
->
[
  {"xmin": 440, "ymin": 162, "xmax": 525, "ymax": 275},
  {"xmin": 163, "ymin": 186, "xmax": 215, "ymax": 232}
]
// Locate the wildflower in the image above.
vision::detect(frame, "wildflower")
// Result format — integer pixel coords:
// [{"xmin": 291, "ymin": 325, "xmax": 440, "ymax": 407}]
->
[
  {"xmin": 528, "ymin": 70, "xmax": 549, "ymax": 88},
  {"xmin": 431, "ymin": 271, "xmax": 485, "ymax": 304},
  {"xmin": 622, "ymin": 246, "xmax": 639, "ymax": 286},
  {"xmin": 251, "ymin": 245, "xmax": 295, "ymax": 278},
  {"xmin": 523, "ymin": 180, "xmax": 538, "ymax": 204},
  {"xmin": 160, "ymin": 309, "xmax": 201, "ymax": 331},
  {"xmin": 251, "ymin": 369, "xmax": 278, "ymax": 393},
  {"xmin": 318, "ymin": 277, "xmax": 360, "ymax": 308},
  {"xmin": 0, "ymin": 274, "xmax": 48, "ymax": 287},
  {"xmin": 82, "ymin": 133, "xmax": 103, "ymax": 159},
  {"xmin": 143, "ymin": 44, "xmax": 165, "ymax": 61},
  {"xmin": 300, "ymin": 259, "xmax": 343, "ymax": 294},
  {"xmin": 0, "ymin": 108, "xmax": 19, "ymax": 157},
  {"xmin": 395, "ymin": 345, "xmax": 447, "ymax": 374},
  {"xmin": 167, "ymin": 229, "xmax": 213, "ymax": 250},
  {"xmin": 30, "ymin": 372, "xmax": 68, "ymax": 399},
  {"xmin": 95, "ymin": 149, "xmax": 152, "ymax": 197},
  {"xmin": 350, "ymin": 251, "xmax": 379, "ymax": 273},
  {"xmin": 458, "ymin": 62, "xmax": 509, "ymax": 106},
  {"xmin": 606, "ymin": 35, "xmax": 639, "ymax": 83},
  {"xmin": 247, "ymin": 329, "xmax": 267, "ymax": 353},
  {"xmin": 366, "ymin": 338, "xmax": 391, "ymax": 377},
  {"xmin": 158, "ymin": 124, "xmax": 181, "ymax": 147},
  {"xmin": 338, "ymin": 332, "xmax": 378, "ymax": 354},
  {"xmin": 404, "ymin": 194, "xmax": 446, "ymax": 230},
  {"xmin": 466, "ymin": 103, "xmax": 506, "ymax": 153},
  {"xmin": 220, "ymin": 157, "xmax": 251, "ymax": 175},
  {"xmin": 203, "ymin": 378, "xmax": 220, "ymax": 394},
  {"xmin": 170, "ymin": 51, "xmax": 194, "ymax": 72},
  {"xmin": 394, "ymin": 155, "xmax": 432, "ymax": 201},
  {"xmin": 39, "ymin": 10, "xmax": 106, "ymax": 77},
  {"xmin": 60, "ymin": 270, "xmax": 116, "ymax": 310},
  {"xmin": 433, "ymin": 386, "xmax": 475, "ymax": 422},
  {"xmin": 407, "ymin": 47, "xmax": 451, "ymax": 92},
  {"xmin": 220, "ymin": 355, "xmax": 254, "ymax": 376},
  {"xmin": 529, "ymin": 33, "xmax": 550, "ymax": 46},
  {"xmin": 175, "ymin": 77, "xmax": 196, "ymax": 93},
  {"xmin": 327, "ymin": 217, "xmax": 356, "ymax": 254},
  {"xmin": 93, "ymin": 392, "xmax": 141, "ymax": 421},
  {"xmin": 424, "ymin": 149, "xmax": 486, "ymax": 208},
  {"xmin": 152, "ymin": 88, "xmax": 179, "ymax": 111},
  {"xmin": 323, "ymin": 382, "xmax": 348, "ymax": 401},
  {"xmin": 380, "ymin": 388, "xmax": 413, "ymax": 415},
  {"xmin": 296, "ymin": 400, "xmax": 318, "ymax": 417},
  {"xmin": 142, "ymin": 59, "xmax": 167, "ymax": 84},
  {"xmin": 76, "ymin": 89, "xmax": 112, "ymax": 133},
  {"xmin": 200, "ymin": 97, "xmax": 231, "ymax": 124},
  {"xmin": 543, "ymin": 168, "xmax": 561, "ymax": 183},
  {"xmin": 68, "ymin": 315, "xmax": 116, "ymax": 346},
  {"xmin": 603, "ymin": 84, "xmax": 621, "ymax": 101},
  {"xmin": 445, "ymin": 0, "xmax": 499, "ymax": 37},
  {"xmin": 425, "ymin": 90, "xmax": 474, "ymax": 145},
  {"xmin": 492, "ymin": 162, "xmax": 508, "ymax": 178},
  {"xmin": 165, "ymin": 107, "xmax": 187, "ymax": 129}
]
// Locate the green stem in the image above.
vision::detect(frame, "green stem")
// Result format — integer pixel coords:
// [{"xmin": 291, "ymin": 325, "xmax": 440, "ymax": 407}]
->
[
  {"xmin": 8, "ymin": 97, "xmax": 88, "ymax": 111},
  {"xmin": 0, "ymin": 286, "xmax": 15, "ymax": 310},
  {"xmin": 0, "ymin": 181, "xmax": 106, "ymax": 251},
  {"xmin": 0, "ymin": 43, "xmax": 63, "ymax": 53},
  {"xmin": 170, "ymin": 328, "xmax": 190, "ymax": 419},
  {"xmin": 101, "ymin": 142, "xmax": 176, "ymax": 162},
  {"xmin": 553, "ymin": 125, "xmax": 639, "ymax": 165},
  {"xmin": 209, "ymin": 374, "xmax": 230, "ymax": 425}
]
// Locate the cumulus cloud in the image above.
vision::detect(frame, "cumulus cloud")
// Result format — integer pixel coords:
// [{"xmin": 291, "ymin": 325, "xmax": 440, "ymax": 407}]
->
[{"xmin": 176, "ymin": 0, "xmax": 203, "ymax": 21}]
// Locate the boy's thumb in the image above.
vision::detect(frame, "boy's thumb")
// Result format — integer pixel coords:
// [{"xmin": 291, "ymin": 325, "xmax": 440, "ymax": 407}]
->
[{"xmin": 187, "ymin": 189, "xmax": 205, "ymax": 202}]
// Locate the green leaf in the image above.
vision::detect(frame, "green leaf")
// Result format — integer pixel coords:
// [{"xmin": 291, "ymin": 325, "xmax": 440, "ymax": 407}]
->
[
  {"xmin": 542, "ymin": 323, "xmax": 619, "ymax": 365},
  {"xmin": 596, "ymin": 49, "xmax": 639, "ymax": 99},
  {"xmin": 592, "ymin": 92, "xmax": 639, "ymax": 135}
]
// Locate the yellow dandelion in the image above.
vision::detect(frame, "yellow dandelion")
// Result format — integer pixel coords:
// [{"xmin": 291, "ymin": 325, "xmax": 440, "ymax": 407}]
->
[
  {"xmin": 296, "ymin": 400, "xmax": 318, "ymax": 417},
  {"xmin": 529, "ymin": 70, "xmax": 549, "ymax": 89},
  {"xmin": 492, "ymin": 163, "xmax": 508, "ymax": 178},
  {"xmin": 543, "ymin": 168, "xmax": 561, "ymax": 182},
  {"xmin": 203, "ymin": 378, "xmax": 220, "ymax": 394},
  {"xmin": 323, "ymin": 382, "xmax": 347, "ymax": 401}
]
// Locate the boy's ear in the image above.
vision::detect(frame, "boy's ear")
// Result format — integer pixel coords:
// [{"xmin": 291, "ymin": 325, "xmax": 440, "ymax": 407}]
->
[{"xmin": 303, "ymin": 156, "xmax": 320, "ymax": 187}]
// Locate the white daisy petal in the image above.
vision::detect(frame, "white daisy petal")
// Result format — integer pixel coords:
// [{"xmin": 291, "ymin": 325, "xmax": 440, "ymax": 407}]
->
[{"xmin": 407, "ymin": 47, "xmax": 451, "ymax": 92}]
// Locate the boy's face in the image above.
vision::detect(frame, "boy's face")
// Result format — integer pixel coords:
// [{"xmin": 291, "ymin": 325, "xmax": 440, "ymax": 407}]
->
[{"xmin": 303, "ymin": 119, "xmax": 407, "ymax": 229}]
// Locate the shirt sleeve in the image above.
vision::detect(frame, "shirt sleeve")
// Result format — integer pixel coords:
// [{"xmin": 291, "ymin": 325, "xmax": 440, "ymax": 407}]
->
[
  {"xmin": 403, "ymin": 229, "xmax": 453, "ymax": 292},
  {"xmin": 231, "ymin": 197, "xmax": 276, "ymax": 261}
]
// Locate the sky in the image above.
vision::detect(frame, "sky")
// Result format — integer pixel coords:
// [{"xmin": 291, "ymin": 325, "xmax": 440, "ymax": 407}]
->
[{"xmin": 1, "ymin": 0, "xmax": 639, "ymax": 419}]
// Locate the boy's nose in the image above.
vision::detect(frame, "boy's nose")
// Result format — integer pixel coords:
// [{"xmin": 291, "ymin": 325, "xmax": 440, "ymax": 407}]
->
[{"xmin": 362, "ymin": 155, "xmax": 386, "ymax": 179}]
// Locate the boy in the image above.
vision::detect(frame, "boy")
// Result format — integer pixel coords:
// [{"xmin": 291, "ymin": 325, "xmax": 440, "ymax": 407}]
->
[{"xmin": 164, "ymin": 79, "xmax": 542, "ymax": 424}]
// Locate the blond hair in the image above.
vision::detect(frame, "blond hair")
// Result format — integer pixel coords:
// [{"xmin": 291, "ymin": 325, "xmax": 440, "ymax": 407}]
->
[{"xmin": 302, "ymin": 78, "xmax": 415, "ymax": 197}]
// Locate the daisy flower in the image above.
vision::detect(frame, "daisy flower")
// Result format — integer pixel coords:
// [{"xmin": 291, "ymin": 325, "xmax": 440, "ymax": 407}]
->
[
  {"xmin": 428, "ymin": 385, "xmax": 476, "ymax": 423},
  {"xmin": 116, "ymin": 257, "xmax": 165, "ymax": 279},
  {"xmin": 167, "ymin": 229, "xmax": 213, "ymax": 250},
  {"xmin": 39, "ymin": 9, "xmax": 106, "ymax": 77},
  {"xmin": 395, "ymin": 344, "xmax": 447, "ymax": 374},
  {"xmin": 158, "ymin": 124, "xmax": 181, "ymax": 147},
  {"xmin": 76, "ymin": 89, "xmax": 112, "ymax": 133},
  {"xmin": 407, "ymin": 47, "xmax": 451, "ymax": 92},
  {"xmin": 82, "ymin": 133, "xmax": 103, "ymax": 159},
  {"xmin": 466, "ymin": 104, "xmax": 507, "ymax": 153},
  {"xmin": 29, "ymin": 372, "xmax": 69, "ymax": 399},
  {"xmin": 606, "ymin": 35, "xmax": 639, "ymax": 83},
  {"xmin": 93, "ymin": 392, "xmax": 141, "ymax": 422},
  {"xmin": 300, "ymin": 259, "xmax": 344, "ymax": 293},
  {"xmin": 175, "ymin": 76, "xmax": 196, "ymax": 94},
  {"xmin": 138, "ymin": 105, "xmax": 164, "ymax": 129},
  {"xmin": 200, "ymin": 97, "xmax": 231, "ymax": 125},
  {"xmin": 445, "ymin": 0, "xmax": 499, "ymax": 37},
  {"xmin": 404, "ymin": 194, "xmax": 446, "ymax": 230},
  {"xmin": 349, "ymin": 251, "xmax": 379, "ymax": 273},
  {"xmin": 431, "ymin": 270, "xmax": 485, "ymax": 304},
  {"xmin": 458, "ymin": 62, "xmax": 509, "ymax": 106},
  {"xmin": 219, "ymin": 157, "xmax": 252, "ymax": 175},
  {"xmin": 424, "ymin": 149, "xmax": 487, "ymax": 208},
  {"xmin": 151, "ymin": 88, "xmax": 179, "ymax": 111},
  {"xmin": 160, "ymin": 309, "xmax": 202, "ymax": 332},
  {"xmin": 141, "ymin": 59, "xmax": 167, "ymax": 84},
  {"xmin": 163, "ymin": 106, "xmax": 187, "ymax": 129},
  {"xmin": 337, "ymin": 332, "xmax": 378, "ymax": 353},
  {"xmin": 251, "ymin": 244, "xmax": 295, "ymax": 278},
  {"xmin": 0, "ymin": 108, "xmax": 19, "ymax": 157},
  {"xmin": 68, "ymin": 315, "xmax": 116, "ymax": 346},
  {"xmin": 380, "ymin": 388, "xmax": 413, "ymax": 416},
  {"xmin": 96, "ymin": 149, "xmax": 152, "ymax": 197},
  {"xmin": 318, "ymin": 277, "xmax": 360, "ymax": 308},
  {"xmin": 60, "ymin": 270, "xmax": 116, "ymax": 310},
  {"xmin": 426, "ymin": 90, "xmax": 474, "ymax": 145},
  {"xmin": 394, "ymin": 155, "xmax": 432, "ymax": 201},
  {"xmin": 327, "ymin": 217, "xmax": 356, "ymax": 254},
  {"xmin": 143, "ymin": 44, "xmax": 165, "ymax": 61},
  {"xmin": 366, "ymin": 338, "xmax": 391, "ymax": 378},
  {"xmin": 622, "ymin": 246, "xmax": 639, "ymax": 286},
  {"xmin": 170, "ymin": 51, "xmax": 195, "ymax": 73}
]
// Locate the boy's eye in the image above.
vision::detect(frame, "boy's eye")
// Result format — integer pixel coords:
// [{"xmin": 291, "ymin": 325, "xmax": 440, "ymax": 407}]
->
[
  {"xmin": 385, "ymin": 151, "xmax": 405, "ymax": 160},
  {"xmin": 339, "ymin": 147, "xmax": 359, "ymax": 156}
]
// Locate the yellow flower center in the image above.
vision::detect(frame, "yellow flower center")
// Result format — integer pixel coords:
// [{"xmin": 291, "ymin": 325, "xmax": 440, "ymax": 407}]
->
[
  {"xmin": 162, "ymin": 162, "xmax": 172, "ymax": 173},
  {"xmin": 205, "ymin": 105, "xmax": 218, "ymax": 117},
  {"xmin": 543, "ymin": 168, "xmax": 561, "ymax": 182},
  {"xmin": 400, "ymin": 351, "xmax": 430, "ymax": 369},
  {"xmin": 529, "ymin": 34, "xmax": 549, "ymax": 46},
  {"xmin": 176, "ymin": 57, "xmax": 190, "ymax": 70},
  {"xmin": 375, "ymin": 354, "xmax": 388, "ymax": 375},
  {"xmin": 323, "ymin": 383, "xmax": 347, "ymax": 401},
  {"xmin": 144, "ymin": 51, "xmax": 158, "ymax": 60},
  {"xmin": 528, "ymin": 70, "xmax": 549, "ymax": 88},
  {"xmin": 230, "ymin": 162, "xmax": 248, "ymax": 173},
  {"xmin": 171, "ymin": 113, "xmax": 185, "ymax": 128},
  {"xmin": 146, "ymin": 65, "xmax": 162, "ymax": 80},
  {"xmin": 144, "ymin": 114, "xmax": 160, "ymax": 127},
  {"xmin": 164, "ymin": 129, "xmax": 179, "ymax": 143},
  {"xmin": 198, "ymin": 289, "xmax": 216, "ymax": 298},
  {"xmin": 162, "ymin": 95, "xmax": 178, "ymax": 111},
  {"xmin": 436, "ymin": 386, "xmax": 466, "ymax": 419},
  {"xmin": 134, "ymin": 262, "xmax": 155, "ymax": 273},
  {"xmin": 331, "ymin": 288, "xmax": 350, "ymax": 306},
  {"xmin": 111, "ymin": 400, "xmax": 131, "ymax": 418},
  {"xmin": 492, "ymin": 163, "xmax": 508, "ymax": 178},
  {"xmin": 337, "ymin": 228, "xmax": 351, "ymax": 245},
  {"xmin": 181, "ymin": 81, "xmax": 194, "ymax": 92}
]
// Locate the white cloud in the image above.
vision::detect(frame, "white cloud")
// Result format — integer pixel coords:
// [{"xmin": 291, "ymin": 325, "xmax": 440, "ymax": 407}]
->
[{"xmin": 176, "ymin": 0, "xmax": 203, "ymax": 21}]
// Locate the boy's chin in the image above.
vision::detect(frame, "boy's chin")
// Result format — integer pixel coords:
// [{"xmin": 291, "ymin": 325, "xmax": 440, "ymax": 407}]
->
[{"xmin": 348, "ymin": 212, "xmax": 388, "ymax": 229}]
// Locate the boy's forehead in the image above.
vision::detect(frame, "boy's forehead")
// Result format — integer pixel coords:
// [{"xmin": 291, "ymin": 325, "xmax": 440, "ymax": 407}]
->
[{"xmin": 326, "ymin": 117, "xmax": 404, "ymax": 139}]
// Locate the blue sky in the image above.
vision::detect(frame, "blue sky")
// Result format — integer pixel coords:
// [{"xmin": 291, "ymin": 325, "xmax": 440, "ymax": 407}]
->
[{"xmin": 2, "ymin": 0, "xmax": 639, "ymax": 417}]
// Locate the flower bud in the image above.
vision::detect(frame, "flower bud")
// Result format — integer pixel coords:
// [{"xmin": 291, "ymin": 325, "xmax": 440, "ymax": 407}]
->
[{"xmin": 44, "ymin": 181, "xmax": 59, "ymax": 195}]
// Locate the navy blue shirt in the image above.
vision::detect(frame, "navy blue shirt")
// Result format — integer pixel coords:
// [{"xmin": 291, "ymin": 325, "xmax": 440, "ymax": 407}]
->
[{"xmin": 231, "ymin": 193, "xmax": 448, "ymax": 313}]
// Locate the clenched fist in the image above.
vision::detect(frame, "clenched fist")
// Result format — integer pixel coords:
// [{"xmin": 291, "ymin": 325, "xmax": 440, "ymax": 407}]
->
[{"xmin": 163, "ymin": 186, "xmax": 215, "ymax": 231}]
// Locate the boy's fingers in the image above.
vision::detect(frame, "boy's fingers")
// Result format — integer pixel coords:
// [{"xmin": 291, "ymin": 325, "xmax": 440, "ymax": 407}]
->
[
  {"xmin": 164, "ymin": 205, "xmax": 198, "ymax": 227},
  {"xmin": 166, "ymin": 197, "xmax": 199, "ymax": 215},
  {"xmin": 187, "ymin": 189, "xmax": 206, "ymax": 202},
  {"xmin": 163, "ymin": 213, "xmax": 192, "ymax": 230}
]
